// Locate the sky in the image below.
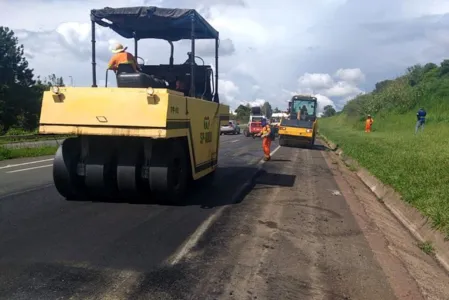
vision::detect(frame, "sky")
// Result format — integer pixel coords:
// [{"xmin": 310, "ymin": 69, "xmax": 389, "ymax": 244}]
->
[{"xmin": 3, "ymin": 0, "xmax": 449, "ymax": 114}]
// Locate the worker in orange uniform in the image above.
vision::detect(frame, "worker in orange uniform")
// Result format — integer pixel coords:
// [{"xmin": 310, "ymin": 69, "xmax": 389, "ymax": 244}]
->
[
  {"xmin": 257, "ymin": 118, "xmax": 272, "ymax": 161},
  {"xmin": 365, "ymin": 114, "xmax": 374, "ymax": 132},
  {"xmin": 108, "ymin": 43, "xmax": 138, "ymax": 73}
]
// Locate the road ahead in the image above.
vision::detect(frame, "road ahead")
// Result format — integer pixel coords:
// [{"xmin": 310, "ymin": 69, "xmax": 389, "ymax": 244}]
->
[{"xmin": 1, "ymin": 134, "xmax": 448, "ymax": 300}]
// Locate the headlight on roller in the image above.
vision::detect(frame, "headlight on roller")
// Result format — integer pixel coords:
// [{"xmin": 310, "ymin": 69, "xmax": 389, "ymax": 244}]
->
[
  {"xmin": 146, "ymin": 87, "xmax": 154, "ymax": 95},
  {"xmin": 52, "ymin": 86, "xmax": 60, "ymax": 94}
]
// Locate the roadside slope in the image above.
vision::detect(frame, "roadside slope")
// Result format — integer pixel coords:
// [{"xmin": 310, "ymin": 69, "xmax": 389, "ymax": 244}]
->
[{"xmin": 319, "ymin": 60, "xmax": 449, "ymax": 237}]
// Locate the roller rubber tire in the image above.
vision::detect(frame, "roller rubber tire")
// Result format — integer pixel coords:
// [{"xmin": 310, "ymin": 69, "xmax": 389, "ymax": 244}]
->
[
  {"xmin": 53, "ymin": 137, "xmax": 84, "ymax": 200},
  {"xmin": 116, "ymin": 141, "xmax": 147, "ymax": 199},
  {"xmin": 149, "ymin": 140, "xmax": 188, "ymax": 204},
  {"xmin": 84, "ymin": 144, "xmax": 118, "ymax": 199}
]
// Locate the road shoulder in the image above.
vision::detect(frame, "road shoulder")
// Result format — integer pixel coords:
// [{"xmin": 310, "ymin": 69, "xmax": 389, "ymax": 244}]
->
[
  {"xmin": 180, "ymin": 145, "xmax": 419, "ymax": 299},
  {"xmin": 322, "ymin": 146, "xmax": 449, "ymax": 299}
]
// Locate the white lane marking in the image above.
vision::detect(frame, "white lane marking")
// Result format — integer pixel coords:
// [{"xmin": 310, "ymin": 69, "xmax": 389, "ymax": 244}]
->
[
  {"xmin": 169, "ymin": 207, "xmax": 226, "ymax": 265},
  {"xmin": 169, "ymin": 144, "xmax": 282, "ymax": 266},
  {"xmin": 0, "ymin": 158, "xmax": 53, "ymax": 170},
  {"xmin": 230, "ymin": 139, "xmax": 239, "ymax": 143},
  {"xmin": 257, "ymin": 145, "xmax": 281, "ymax": 165},
  {"xmin": 270, "ymin": 145, "xmax": 281, "ymax": 156},
  {"xmin": 6, "ymin": 164, "xmax": 53, "ymax": 173}
]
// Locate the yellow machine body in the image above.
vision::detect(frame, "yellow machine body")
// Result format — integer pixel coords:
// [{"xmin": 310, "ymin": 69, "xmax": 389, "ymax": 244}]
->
[
  {"xmin": 278, "ymin": 95, "xmax": 318, "ymax": 147},
  {"xmin": 39, "ymin": 87, "xmax": 230, "ymax": 180},
  {"xmin": 278, "ymin": 121, "xmax": 317, "ymax": 141}
]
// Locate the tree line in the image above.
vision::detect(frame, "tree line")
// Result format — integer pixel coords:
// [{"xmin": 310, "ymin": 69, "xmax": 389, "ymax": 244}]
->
[
  {"xmin": 0, "ymin": 26, "xmax": 65, "ymax": 135},
  {"xmin": 339, "ymin": 59, "xmax": 449, "ymax": 121},
  {"xmin": 233, "ymin": 102, "xmax": 284, "ymax": 123}
]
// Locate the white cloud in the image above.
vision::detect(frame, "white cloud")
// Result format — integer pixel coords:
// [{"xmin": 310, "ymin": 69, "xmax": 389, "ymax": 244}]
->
[
  {"xmin": 324, "ymin": 81, "xmax": 363, "ymax": 98},
  {"xmin": 219, "ymin": 79, "xmax": 239, "ymax": 105},
  {"xmin": 315, "ymin": 94, "xmax": 335, "ymax": 115},
  {"xmin": 334, "ymin": 68, "xmax": 365, "ymax": 84},
  {"xmin": 298, "ymin": 73, "xmax": 334, "ymax": 90},
  {"xmin": 3, "ymin": 0, "xmax": 449, "ymax": 111},
  {"xmin": 244, "ymin": 99, "xmax": 266, "ymax": 107},
  {"xmin": 294, "ymin": 69, "xmax": 366, "ymax": 109}
]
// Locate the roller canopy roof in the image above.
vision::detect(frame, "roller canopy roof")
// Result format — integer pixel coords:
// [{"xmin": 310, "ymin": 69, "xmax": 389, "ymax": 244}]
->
[{"xmin": 90, "ymin": 6, "xmax": 219, "ymax": 41}]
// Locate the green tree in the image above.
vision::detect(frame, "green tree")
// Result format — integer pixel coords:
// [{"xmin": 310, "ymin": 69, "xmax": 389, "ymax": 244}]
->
[
  {"xmin": 0, "ymin": 26, "xmax": 36, "ymax": 132},
  {"xmin": 322, "ymin": 105, "xmax": 336, "ymax": 117},
  {"xmin": 374, "ymin": 79, "xmax": 393, "ymax": 93},
  {"xmin": 407, "ymin": 64, "xmax": 424, "ymax": 86},
  {"xmin": 45, "ymin": 74, "xmax": 65, "ymax": 87},
  {"xmin": 273, "ymin": 107, "xmax": 280, "ymax": 113},
  {"xmin": 0, "ymin": 27, "xmax": 65, "ymax": 133},
  {"xmin": 261, "ymin": 101, "xmax": 272, "ymax": 118},
  {"xmin": 440, "ymin": 59, "xmax": 449, "ymax": 77},
  {"xmin": 340, "ymin": 58, "xmax": 449, "ymax": 120},
  {"xmin": 234, "ymin": 104, "xmax": 251, "ymax": 122}
]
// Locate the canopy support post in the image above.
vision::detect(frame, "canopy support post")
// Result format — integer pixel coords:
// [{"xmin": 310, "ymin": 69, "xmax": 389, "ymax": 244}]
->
[
  {"xmin": 190, "ymin": 14, "xmax": 196, "ymax": 98},
  {"xmin": 214, "ymin": 37, "xmax": 219, "ymax": 103},
  {"xmin": 168, "ymin": 41, "xmax": 174, "ymax": 65},
  {"xmin": 134, "ymin": 34, "xmax": 138, "ymax": 58},
  {"xmin": 91, "ymin": 20, "xmax": 97, "ymax": 87}
]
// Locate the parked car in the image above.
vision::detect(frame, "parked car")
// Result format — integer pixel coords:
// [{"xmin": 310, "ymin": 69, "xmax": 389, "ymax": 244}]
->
[{"xmin": 220, "ymin": 120, "xmax": 241, "ymax": 135}]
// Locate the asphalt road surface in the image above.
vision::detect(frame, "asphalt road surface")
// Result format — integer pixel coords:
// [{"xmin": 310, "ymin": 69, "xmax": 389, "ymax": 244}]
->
[{"xmin": 1, "ymin": 134, "xmax": 448, "ymax": 300}]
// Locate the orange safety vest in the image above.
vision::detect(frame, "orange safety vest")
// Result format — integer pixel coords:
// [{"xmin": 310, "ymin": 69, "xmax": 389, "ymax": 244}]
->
[
  {"xmin": 365, "ymin": 118, "xmax": 373, "ymax": 127},
  {"xmin": 261, "ymin": 125, "xmax": 271, "ymax": 137},
  {"xmin": 108, "ymin": 52, "xmax": 138, "ymax": 72}
]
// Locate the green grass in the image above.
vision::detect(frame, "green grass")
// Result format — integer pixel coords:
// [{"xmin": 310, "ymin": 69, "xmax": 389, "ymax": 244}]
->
[
  {"xmin": 418, "ymin": 241, "xmax": 435, "ymax": 256},
  {"xmin": 0, "ymin": 128, "xmax": 71, "ymax": 144},
  {"xmin": 319, "ymin": 115, "xmax": 449, "ymax": 237},
  {"xmin": 0, "ymin": 136, "xmax": 65, "ymax": 145},
  {"xmin": 0, "ymin": 146, "xmax": 57, "ymax": 161},
  {"xmin": 0, "ymin": 134, "xmax": 72, "ymax": 145}
]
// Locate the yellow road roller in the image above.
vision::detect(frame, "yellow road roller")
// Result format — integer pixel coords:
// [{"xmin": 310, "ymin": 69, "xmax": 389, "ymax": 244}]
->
[
  {"xmin": 38, "ymin": 6, "xmax": 230, "ymax": 203},
  {"xmin": 278, "ymin": 95, "xmax": 318, "ymax": 147}
]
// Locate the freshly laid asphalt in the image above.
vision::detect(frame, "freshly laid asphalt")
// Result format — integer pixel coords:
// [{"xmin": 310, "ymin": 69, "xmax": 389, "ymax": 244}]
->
[
  {"xmin": 0, "ymin": 133, "xmax": 269, "ymax": 299},
  {"xmin": 1, "ymin": 133, "xmax": 448, "ymax": 299}
]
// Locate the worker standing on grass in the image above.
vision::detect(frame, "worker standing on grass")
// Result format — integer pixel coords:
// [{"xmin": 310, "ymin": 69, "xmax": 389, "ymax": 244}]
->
[
  {"xmin": 257, "ymin": 118, "xmax": 272, "ymax": 161},
  {"xmin": 365, "ymin": 114, "xmax": 374, "ymax": 133},
  {"xmin": 415, "ymin": 107, "xmax": 427, "ymax": 134}
]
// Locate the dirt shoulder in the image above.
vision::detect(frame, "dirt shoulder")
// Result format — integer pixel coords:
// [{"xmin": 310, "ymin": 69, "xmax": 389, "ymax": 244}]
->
[
  {"xmin": 323, "ymin": 146, "xmax": 449, "ymax": 300},
  {"xmin": 156, "ymin": 143, "xmax": 447, "ymax": 300}
]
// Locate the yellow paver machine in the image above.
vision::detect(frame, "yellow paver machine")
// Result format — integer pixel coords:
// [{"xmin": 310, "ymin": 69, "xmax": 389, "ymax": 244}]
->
[
  {"xmin": 38, "ymin": 6, "xmax": 230, "ymax": 203},
  {"xmin": 278, "ymin": 95, "xmax": 318, "ymax": 147}
]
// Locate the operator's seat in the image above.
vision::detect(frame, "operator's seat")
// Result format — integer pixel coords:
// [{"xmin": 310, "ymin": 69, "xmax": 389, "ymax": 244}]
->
[{"xmin": 116, "ymin": 64, "xmax": 168, "ymax": 89}]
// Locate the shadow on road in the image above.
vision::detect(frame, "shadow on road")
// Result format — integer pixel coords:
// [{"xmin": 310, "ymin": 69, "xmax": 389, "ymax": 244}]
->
[
  {"xmin": 254, "ymin": 170, "xmax": 296, "ymax": 187},
  {"xmin": 72, "ymin": 166, "xmax": 293, "ymax": 209}
]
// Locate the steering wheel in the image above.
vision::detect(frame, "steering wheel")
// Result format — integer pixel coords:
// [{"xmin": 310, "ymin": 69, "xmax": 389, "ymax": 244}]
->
[{"xmin": 136, "ymin": 56, "xmax": 145, "ymax": 71}]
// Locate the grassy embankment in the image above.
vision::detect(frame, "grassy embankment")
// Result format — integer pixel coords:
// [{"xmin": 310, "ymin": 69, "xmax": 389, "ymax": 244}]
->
[
  {"xmin": 0, "ymin": 128, "xmax": 71, "ymax": 145},
  {"xmin": 0, "ymin": 146, "xmax": 57, "ymax": 161},
  {"xmin": 319, "ymin": 61, "xmax": 449, "ymax": 237},
  {"xmin": 0, "ymin": 128, "xmax": 58, "ymax": 161}
]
